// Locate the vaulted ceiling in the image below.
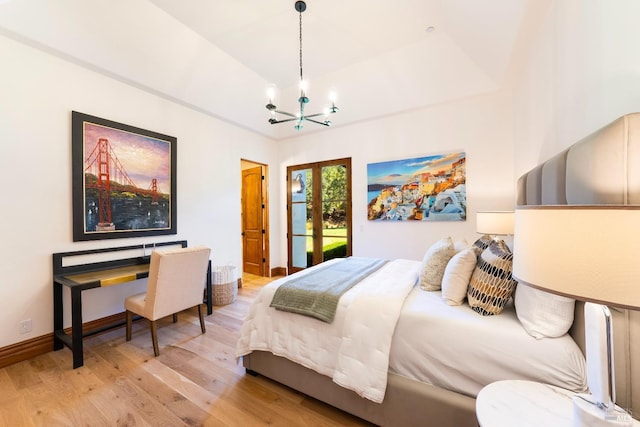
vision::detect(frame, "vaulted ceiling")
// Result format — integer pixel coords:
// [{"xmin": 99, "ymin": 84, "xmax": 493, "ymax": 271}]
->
[{"xmin": 0, "ymin": 0, "xmax": 544, "ymax": 140}]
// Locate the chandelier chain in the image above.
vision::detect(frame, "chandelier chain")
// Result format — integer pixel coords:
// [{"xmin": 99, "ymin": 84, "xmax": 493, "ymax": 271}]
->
[{"xmin": 299, "ymin": 9, "xmax": 303, "ymax": 83}]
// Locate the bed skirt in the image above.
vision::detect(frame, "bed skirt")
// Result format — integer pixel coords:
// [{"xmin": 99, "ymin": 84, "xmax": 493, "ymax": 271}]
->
[{"xmin": 242, "ymin": 351, "xmax": 478, "ymax": 427}]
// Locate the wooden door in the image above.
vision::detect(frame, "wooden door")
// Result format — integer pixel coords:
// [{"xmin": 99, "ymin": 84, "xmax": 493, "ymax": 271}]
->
[{"xmin": 242, "ymin": 165, "xmax": 265, "ymax": 276}]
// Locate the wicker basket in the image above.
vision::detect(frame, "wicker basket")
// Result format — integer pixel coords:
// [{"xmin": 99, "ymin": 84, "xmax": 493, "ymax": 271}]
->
[{"xmin": 212, "ymin": 265, "xmax": 237, "ymax": 306}]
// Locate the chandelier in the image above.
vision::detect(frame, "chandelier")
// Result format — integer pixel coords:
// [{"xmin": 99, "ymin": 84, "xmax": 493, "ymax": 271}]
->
[{"xmin": 265, "ymin": 1, "xmax": 338, "ymax": 130}]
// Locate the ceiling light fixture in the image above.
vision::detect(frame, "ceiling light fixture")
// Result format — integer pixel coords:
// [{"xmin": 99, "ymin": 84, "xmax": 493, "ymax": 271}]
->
[{"xmin": 265, "ymin": 1, "xmax": 338, "ymax": 130}]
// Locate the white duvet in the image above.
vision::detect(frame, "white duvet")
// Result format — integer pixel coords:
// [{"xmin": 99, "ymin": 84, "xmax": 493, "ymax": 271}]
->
[
  {"xmin": 235, "ymin": 258, "xmax": 419, "ymax": 403},
  {"xmin": 236, "ymin": 259, "xmax": 587, "ymax": 403},
  {"xmin": 389, "ymin": 282, "xmax": 587, "ymax": 397}
]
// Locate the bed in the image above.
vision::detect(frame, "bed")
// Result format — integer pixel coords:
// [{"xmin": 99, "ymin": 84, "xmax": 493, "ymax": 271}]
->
[{"xmin": 237, "ymin": 113, "xmax": 640, "ymax": 426}]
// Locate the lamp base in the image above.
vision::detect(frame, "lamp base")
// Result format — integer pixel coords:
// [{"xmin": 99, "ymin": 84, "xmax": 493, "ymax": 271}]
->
[{"xmin": 573, "ymin": 394, "xmax": 633, "ymax": 426}]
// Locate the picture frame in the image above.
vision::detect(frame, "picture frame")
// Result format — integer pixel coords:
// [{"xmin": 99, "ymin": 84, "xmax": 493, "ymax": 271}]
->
[
  {"xmin": 71, "ymin": 111, "xmax": 177, "ymax": 241},
  {"xmin": 367, "ymin": 152, "xmax": 466, "ymax": 221}
]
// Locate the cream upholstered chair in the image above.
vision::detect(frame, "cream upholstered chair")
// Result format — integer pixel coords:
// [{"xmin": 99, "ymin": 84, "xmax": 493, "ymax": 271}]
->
[{"xmin": 125, "ymin": 246, "xmax": 211, "ymax": 356}]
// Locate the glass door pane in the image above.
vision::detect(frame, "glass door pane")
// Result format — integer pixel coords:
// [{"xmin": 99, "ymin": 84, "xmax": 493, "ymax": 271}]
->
[
  {"xmin": 321, "ymin": 165, "xmax": 348, "ymax": 262},
  {"xmin": 290, "ymin": 168, "xmax": 312, "ymax": 269}
]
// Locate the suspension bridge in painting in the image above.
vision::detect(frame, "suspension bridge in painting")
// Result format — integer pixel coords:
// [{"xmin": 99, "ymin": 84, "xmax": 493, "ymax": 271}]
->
[{"xmin": 85, "ymin": 138, "xmax": 161, "ymax": 228}]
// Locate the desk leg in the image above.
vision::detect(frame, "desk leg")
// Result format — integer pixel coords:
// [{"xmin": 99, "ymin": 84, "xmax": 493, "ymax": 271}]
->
[
  {"xmin": 71, "ymin": 287, "xmax": 84, "ymax": 369},
  {"xmin": 53, "ymin": 282, "xmax": 63, "ymax": 351},
  {"xmin": 206, "ymin": 261, "xmax": 212, "ymax": 315}
]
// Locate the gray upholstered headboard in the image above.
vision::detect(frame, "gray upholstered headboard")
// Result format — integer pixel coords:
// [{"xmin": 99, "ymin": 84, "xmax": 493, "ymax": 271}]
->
[{"xmin": 516, "ymin": 113, "xmax": 640, "ymax": 418}]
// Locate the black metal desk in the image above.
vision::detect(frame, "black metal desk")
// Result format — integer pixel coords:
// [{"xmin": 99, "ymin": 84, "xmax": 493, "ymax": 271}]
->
[{"xmin": 53, "ymin": 240, "xmax": 212, "ymax": 368}]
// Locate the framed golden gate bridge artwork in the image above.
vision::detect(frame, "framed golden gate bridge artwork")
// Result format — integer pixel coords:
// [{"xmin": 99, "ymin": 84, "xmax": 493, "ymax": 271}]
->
[{"xmin": 71, "ymin": 111, "xmax": 177, "ymax": 241}]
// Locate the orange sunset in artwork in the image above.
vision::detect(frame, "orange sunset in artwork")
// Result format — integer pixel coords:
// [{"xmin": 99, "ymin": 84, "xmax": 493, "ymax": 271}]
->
[{"xmin": 81, "ymin": 121, "xmax": 173, "ymax": 233}]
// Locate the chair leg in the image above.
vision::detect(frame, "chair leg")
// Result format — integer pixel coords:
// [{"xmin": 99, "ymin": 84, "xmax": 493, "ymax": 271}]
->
[
  {"xmin": 150, "ymin": 320, "xmax": 160, "ymax": 357},
  {"xmin": 198, "ymin": 304, "xmax": 206, "ymax": 334},
  {"xmin": 172, "ymin": 313, "xmax": 178, "ymax": 323},
  {"xmin": 125, "ymin": 310, "xmax": 132, "ymax": 341}
]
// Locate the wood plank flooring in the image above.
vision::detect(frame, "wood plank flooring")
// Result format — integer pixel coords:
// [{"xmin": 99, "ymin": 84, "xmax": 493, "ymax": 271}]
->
[{"xmin": 0, "ymin": 274, "xmax": 374, "ymax": 426}]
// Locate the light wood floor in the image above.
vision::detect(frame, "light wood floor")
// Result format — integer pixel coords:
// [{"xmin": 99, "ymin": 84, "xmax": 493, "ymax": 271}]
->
[{"xmin": 0, "ymin": 274, "xmax": 374, "ymax": 426}]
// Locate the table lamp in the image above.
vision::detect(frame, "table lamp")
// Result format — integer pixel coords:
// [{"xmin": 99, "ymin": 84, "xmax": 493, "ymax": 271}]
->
[
  {"xmin": 476, "ymin": 211, "xmax": 514, "ymax": 238},
  {"xmin": 513, "ymin": 205, "xmax": 640, "ymax": 426}
]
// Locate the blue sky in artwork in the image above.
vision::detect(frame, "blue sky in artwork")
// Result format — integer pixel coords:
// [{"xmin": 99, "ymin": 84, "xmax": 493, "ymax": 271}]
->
[{"xmin": 367, "ymin": 152, "xmax": 464, "ymax": 186}]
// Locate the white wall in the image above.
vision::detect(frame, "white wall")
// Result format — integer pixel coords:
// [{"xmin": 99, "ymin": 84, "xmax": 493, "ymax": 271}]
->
[
  {"xmin": 0, "ymin": 34, "xmax": 278, "ymax": 348},
  {"xmin": 276, "ymin": 90, "xmax": 516, "ymax": 262},
  {"xmin": 513, "ymin": 0, "xmax": 640, "ymax": 177},
  {"xmin": 0, "ymin": 19, "xmax": 517, "ymax": 350}
]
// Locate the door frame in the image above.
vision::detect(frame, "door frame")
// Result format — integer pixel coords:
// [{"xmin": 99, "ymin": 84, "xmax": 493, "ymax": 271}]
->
[{"xmin": 241, "ymin": 159, "xmax": 269, "ymax": 277}]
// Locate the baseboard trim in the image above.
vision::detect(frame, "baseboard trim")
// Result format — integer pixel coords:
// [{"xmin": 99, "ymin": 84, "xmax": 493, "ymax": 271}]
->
[
  {"xmin": 271, "ymin": 266, "xmax": 287, "ymax": 277},
  {"xmin": 0, "ymin": 334, "xmax": 53, "ymax": 369},
  {"xmin": 0, "ymin": 312, "xmax": 128, "ymax": 369}
]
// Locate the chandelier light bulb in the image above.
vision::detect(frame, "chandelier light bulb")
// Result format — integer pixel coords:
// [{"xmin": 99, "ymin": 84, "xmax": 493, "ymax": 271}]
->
[
  {"xmin": 299, "ymin": 80, "xmax": 308, "ymax": 95},
  {"xmin": 266, "ymin": 84, "xmax": 277, "ymax": 111},
  {"xmin": 329, "ymin": 89, "xmax": 337, "ymax": 104},
  {"xmin": 266, "ymin": 85, "xmax": 276, "ymax": 103}
]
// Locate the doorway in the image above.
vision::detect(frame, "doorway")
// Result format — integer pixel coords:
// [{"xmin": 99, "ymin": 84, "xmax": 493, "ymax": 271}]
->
[
  {"xmin": 241, "ymin": 159, "xmax": 269, "ymax": 277},
  {"xmin": 287, "ymin": 158, "xmax": 352, "ymax": 274}
]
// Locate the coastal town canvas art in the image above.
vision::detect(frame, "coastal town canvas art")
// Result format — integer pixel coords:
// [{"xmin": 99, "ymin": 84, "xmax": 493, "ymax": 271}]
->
[{"xmin": 367, "ymin": 152, "xmax": 466, "ymax": 221}]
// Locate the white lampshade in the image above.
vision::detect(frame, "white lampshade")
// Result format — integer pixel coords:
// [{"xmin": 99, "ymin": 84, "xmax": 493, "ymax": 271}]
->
[
  {"xmin": 476, "ymin": 211, "xmax": 514, "ymax": 236},
  {"xmin": 512, "ymin": 205, "xmax": 640, "ymax": 309}
]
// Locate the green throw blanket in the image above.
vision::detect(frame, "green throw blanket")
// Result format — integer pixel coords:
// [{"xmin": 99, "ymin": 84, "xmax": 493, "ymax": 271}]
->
[{"xmin": 270, "ymin": 257, "xmax": 388, "ymax": 323}]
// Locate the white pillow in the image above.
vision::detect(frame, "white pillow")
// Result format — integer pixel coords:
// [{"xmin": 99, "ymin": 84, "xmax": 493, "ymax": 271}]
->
[
  {"xmin": 454, "ymin": 239, "xmax": 470, "ymax": 253},
  {"xmin": 514, "ymin": 283, "xmax": 575, "ymax": 339},
  {"xmin": 441, "ymin": 248, "xmax": 477, "ymax": 305},
  {"xmin": 419, "ymin": 237, "xmax": 455, "ymax": 291}
]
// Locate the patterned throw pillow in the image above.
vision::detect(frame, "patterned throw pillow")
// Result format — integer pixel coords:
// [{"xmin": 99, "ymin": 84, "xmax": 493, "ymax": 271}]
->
[
  {"xmin": 467, "ymin": 240, "xmax": 517, "ymax": 315},
  {"xmin": 419, "ymin": 237, "xmax": 455, "ymax": 291},
  {"xmin": 471, "ymin": 234, "xmax": 493, "ymax": 257}
]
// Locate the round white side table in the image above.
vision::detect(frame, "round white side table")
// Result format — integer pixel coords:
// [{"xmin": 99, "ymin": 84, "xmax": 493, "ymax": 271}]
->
[{"xmin": 476, "ymin": 380, "xmax": 639, "ymax": 427}]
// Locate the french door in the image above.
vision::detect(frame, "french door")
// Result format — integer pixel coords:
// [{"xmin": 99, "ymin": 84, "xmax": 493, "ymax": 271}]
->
[{"xmin": 287, "ymin": 158, "xmax": 352, "ymax": 274}]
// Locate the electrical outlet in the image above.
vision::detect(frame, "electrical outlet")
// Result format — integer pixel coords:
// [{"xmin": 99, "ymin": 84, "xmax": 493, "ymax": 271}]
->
[{"xmin": 20, "ymin": 319, "xmax": 32, "ymax": 334}]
